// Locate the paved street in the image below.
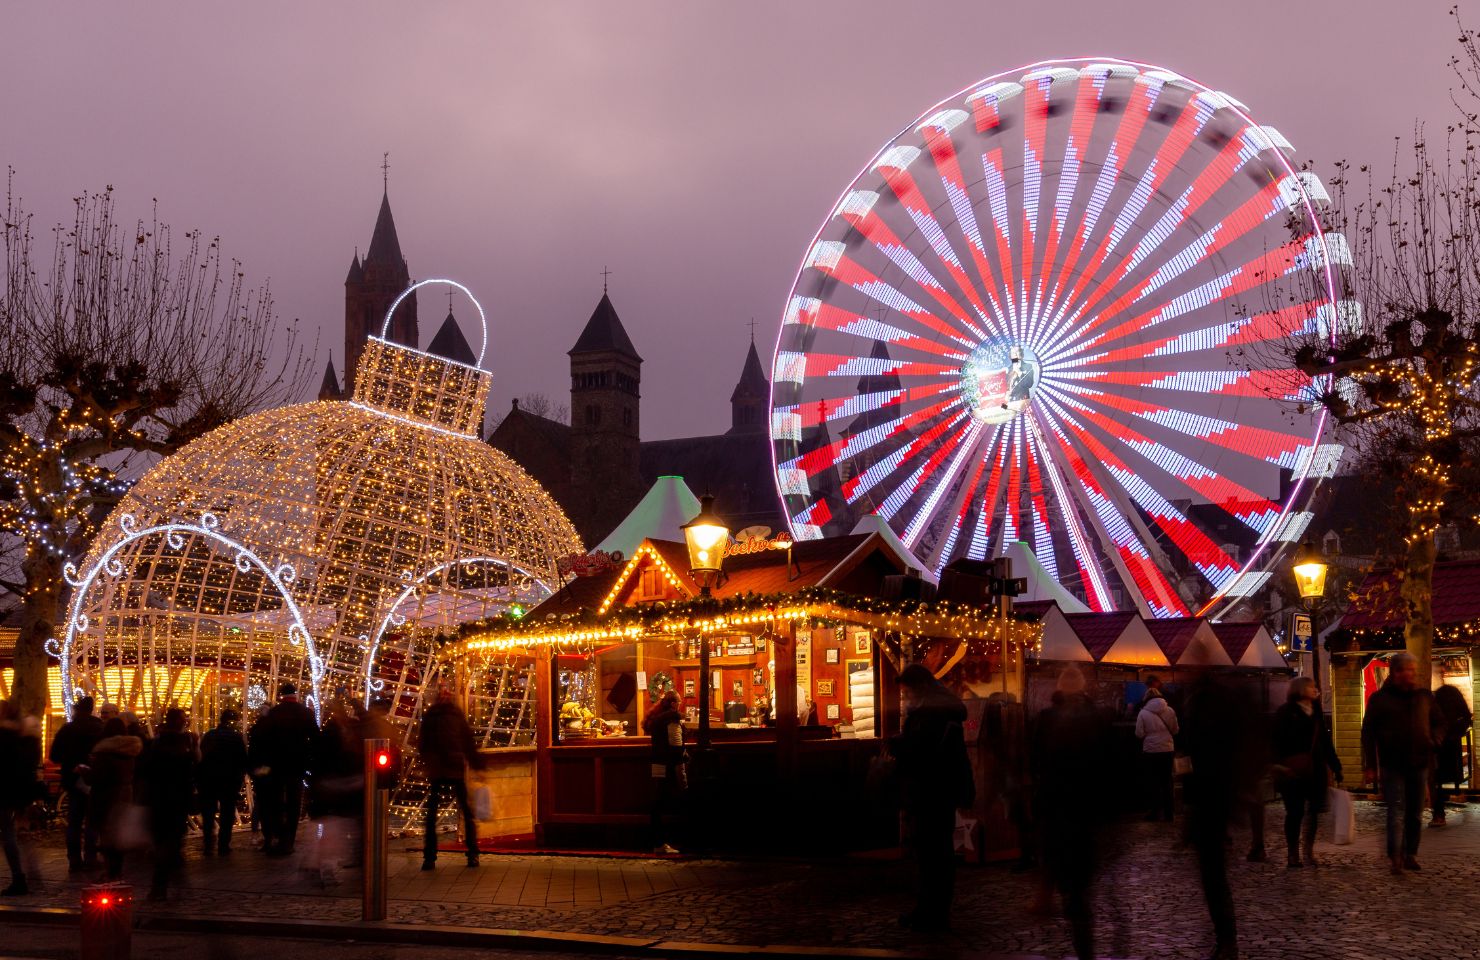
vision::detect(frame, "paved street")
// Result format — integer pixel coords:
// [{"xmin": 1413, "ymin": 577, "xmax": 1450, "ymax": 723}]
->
[{"xmin": 5, "ymin": 801, "xmax": 1480, "ymax": 959}]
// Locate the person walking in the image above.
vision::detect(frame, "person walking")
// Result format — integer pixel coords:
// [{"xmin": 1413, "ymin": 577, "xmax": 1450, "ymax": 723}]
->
[
  {"xmin": 418, "ymin": 684, "xmax": 483, "ymax": 870},
  {"xmin": 1431, "ymin": 683, "xmax": 1471, "ymax": 827},
  {"xmin": 88, "ymin": 718, "xmax": 144, "ymax": 880},
  {"xmin": 0, "ymin": 701, "xmax": 41, "ymax": 896},
  {"xmin": 1183, "ymin": 671, "xmax": 1262, "ymax": 960},
  {"xmin": 1362, "ymin": 652, "xmax": 1442, "ymax": 873},
  {"xmin": 306, "ymin": 700, "xmax": 362, "ymax": 883},
  {"xmin": 888, "ymin": 664, "xmax": 974, "ymax": 934},
  {"xmin": 1032, "ymin": 666, "xmax": 1113, "ymax": 960},
  {"xmin": 642, "ymin": 689, "xmax": 686, "ymax": 855},
  {"xmin": 251, "ymin": 683, "xmax": 317, "ymax": 857},
  {"xmin": 48, "ymin": 696, "xmax": 104, "ymax": 872},
  {"xmin": 1134, "ymin": 690, "xmax": 1179, "ymax": 822},
  {"xmin": 198, "ymin": 709, "xmax": 249, "ymax": 856},
  {"xmin": 1271, "ymin": 677, "xmax": 1341, "ymax": 869},
  {"xmin": 142, "ymin": 708, "xmax": 197, "ymax": 900}
]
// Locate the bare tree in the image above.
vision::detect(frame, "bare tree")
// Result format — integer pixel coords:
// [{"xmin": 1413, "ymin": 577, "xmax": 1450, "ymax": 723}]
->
[
  {"xmin": 1266, "ymin": 128, "xmax": 1480, "ymax": 686},
  {"xmin": 0, "ymin": 179, "xmax": 310, "ymax": 717}
]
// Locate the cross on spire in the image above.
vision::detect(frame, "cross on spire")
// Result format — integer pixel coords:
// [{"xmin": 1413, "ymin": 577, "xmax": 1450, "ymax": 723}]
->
[
  {"xmin": 381, "ymin": 152, "xmax": 390, "ymax": 192},
  {"xmin": 600, "ymin": 265, "xmax": 612, "ymax": 294},
  {"xmin": 747, "ymin": 317, "xmax": 758, "ymax": 343},
  {"xmin": 447, "ymin": 287, "xmax": 455, "ymax": 313}
]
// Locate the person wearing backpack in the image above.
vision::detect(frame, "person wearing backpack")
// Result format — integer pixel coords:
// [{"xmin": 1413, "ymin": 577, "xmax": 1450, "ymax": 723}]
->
[
  {"xmin": 1134, "ymin": 689, "xmax": 1179, "ymax": 822},
  {"xmin": 889, "ymin": 664, "xmax": 974, "ymax": 934}
]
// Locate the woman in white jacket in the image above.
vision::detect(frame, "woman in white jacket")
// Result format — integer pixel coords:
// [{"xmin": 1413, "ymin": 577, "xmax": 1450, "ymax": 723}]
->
[{"xmin": 1135, "ymin": 691, "xmax": 1179, "ymax": 821}]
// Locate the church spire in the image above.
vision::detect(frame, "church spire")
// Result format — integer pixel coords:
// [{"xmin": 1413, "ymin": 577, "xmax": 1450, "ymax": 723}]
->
[
  {"xmin": 365, "ymin": 190, "xmax": 404, "ymax": 267},
  {"xmin": 319, "ymin": 354, "xmax": 342, "ymax": 401},
  {"xmin": 728, "ymin": 334, "xmax": 769, "ymax": 435}
]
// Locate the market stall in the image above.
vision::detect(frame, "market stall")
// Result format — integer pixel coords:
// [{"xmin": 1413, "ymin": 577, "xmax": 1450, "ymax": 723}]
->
[{"xmin": 438, "ymin": 533, "xmax": 1042, "ymax": 852}]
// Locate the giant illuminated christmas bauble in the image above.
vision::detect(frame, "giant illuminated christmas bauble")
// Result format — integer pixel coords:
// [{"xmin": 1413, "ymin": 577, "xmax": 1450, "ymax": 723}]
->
[{"xmin": 59, "ymin": 281, "xmax": 581, "ymax": 738}]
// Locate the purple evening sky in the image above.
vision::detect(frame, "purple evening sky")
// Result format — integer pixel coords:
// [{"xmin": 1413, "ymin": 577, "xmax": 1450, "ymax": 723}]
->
[{"xmin": 0, "ymin": 1, "xmax": 1462, "ymax": 439}]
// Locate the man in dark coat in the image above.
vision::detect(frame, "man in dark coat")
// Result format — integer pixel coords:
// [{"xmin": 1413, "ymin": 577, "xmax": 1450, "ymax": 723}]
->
[
  {"xmin": 198, "ymin": 709, "xmax": 249, "ymax": 856},
  {"xmin": 48, "ymin": 696, "xmax": 104, "ymax": 871},
  {"xmin": 1183, "ymin": 671, "xmax": 1262, "ymax": 960},
  {"xmin": 418, "ymin": 684, "xmax": 483, "ymax": 870},
  {"xmin": 1033, "ymin": 666, "xmax": 1113, "ymax": 960},
  {"xmin": 143, "ymin": 708, "xmax": 196, "ymax": 900},
  {"xmin": 250, "ymin": 683, "xmax": 317, "ymax": 856},
  {"xmin": 1362, "ymin": 652, "xmax": 1442, "ymax": 873},
  {"xmin": 0, "ymin": 701, "xmax": 41, "ymax": 895},
  {"xmin": 889, "ymin": 664, "xmax": 973, "ymax": 934}
]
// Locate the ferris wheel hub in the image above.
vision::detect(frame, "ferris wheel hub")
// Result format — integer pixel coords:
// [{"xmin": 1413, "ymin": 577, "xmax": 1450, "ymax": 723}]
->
[{"xmin": 961, "ymin": 339, "xmax": 1041, "ymax": 425}]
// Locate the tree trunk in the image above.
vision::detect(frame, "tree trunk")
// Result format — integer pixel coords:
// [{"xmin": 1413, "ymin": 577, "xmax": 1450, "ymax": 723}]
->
[
  {"xmin": 1401, "ymin": 533, "xmax": 1437, "ymax": 690},
  {"xmin": 13, "ymin": 546, "xmax": 64, "ymax": 721}
]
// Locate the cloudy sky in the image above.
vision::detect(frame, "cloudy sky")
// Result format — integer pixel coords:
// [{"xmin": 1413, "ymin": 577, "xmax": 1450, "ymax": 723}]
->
[{"xmin": 1, "ymin": 1, "xmax": 1463, "ymax": 438}]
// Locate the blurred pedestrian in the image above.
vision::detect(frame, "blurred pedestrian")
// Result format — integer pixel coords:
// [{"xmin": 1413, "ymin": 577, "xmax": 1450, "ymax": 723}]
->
[
  {"xmin": 642, "ymin": 689, "xmax": 686, "ymax": 855},
  {"xmin": 889, "ymin": 664, "xmax": 973, "ymax": 934},
  {"xmin": 1183, "ymin": 670, "xmax": 1262, "ymax": 960},
  {"xmin": 143, "ymin": 708, "xmax": 197, "ymax": 900},
  {"xmin": 1134, "ymin": 689, "xmax": 1178, "ymax": 822},
  {"xmin": 1032, "ymin": 666, "xmax": 1112, "ymax": 960},
  {"xmin": 418, "ymin": 684, "xmax": 482, "ymax": 870},
  {"xmin": 0, "ymin": 700, "xmax": 41, "ymax": 895},
  {"xmin": 48, "ymin": 695, "xmax": 104, "ymax": 872},
  {"xmin": 306, "ymin": 700, "xmax": 361, "ymax": 883},
  {"xmin": 1140, "ymin": 674, "xmax": 1164, "ymax": 707},
  {"xmin": 1431, "ymin": 683, "xmax": 1471, "ymax": 827},
  {"xmin": 89, "ymin": 718, "xmax": 143, "ymax": 880},
  {"xmin": 1361, "ymin": 652, "xmax": 1441, "ymax": 873},
  {"xmin": 251, "ymin": 683, "xmax": 317, "ymax": 857},
  {"xmin": 198, "ymin": 709, "xmax": 249, "ymax": 856},
  {"xmin": 1271, "ymin": 677, "xmax": 1341, "ymax": 869}
]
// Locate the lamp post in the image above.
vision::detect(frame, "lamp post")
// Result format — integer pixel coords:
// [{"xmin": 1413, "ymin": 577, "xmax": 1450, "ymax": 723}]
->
[
  {"xmin": 1292, "ymin": 541, "xmax": 1329, "ymax": 690},
  {"xmin": 681, "ymin": 494, "xmax": 730, "ymax": 751}
]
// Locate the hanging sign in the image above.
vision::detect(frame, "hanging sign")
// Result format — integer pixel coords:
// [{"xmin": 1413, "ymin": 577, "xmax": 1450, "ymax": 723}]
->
[
  {"xmin": 557, "ymin": 549, "xmax": 625, "ymax": 577},
  {"xmin": 723, "ymin": 532, "xmax": 793, "ymax": 559}
]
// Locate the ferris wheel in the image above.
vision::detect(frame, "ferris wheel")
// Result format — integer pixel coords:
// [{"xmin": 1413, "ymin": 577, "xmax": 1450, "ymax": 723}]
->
[{"xmin": 770, "ymin": 58, "xmax": 1347, "ymax": 618}]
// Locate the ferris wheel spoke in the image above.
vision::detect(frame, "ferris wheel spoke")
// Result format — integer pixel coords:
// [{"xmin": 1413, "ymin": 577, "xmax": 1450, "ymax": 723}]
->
[
  {"xmin": 1064, "ymin": 234, "xmax": 1314, "ymax": 360},
  {"xmin": 1019, "ymin": 414, "xmax": 1059, "ymax": 581},
  {"xmin": 899, "ymin": 419, "xmax": 987, "ymax": 547},
  {"xmin": 844, "ymin": 411, "xmax": 974, "ymax": 515},
  {"xmin": 1037, "ymin": 385, "xmax": 1241, "ymax": 592},
  {"xmin": 1066, "ymin": 297, "xmax": 1328, "ymax": 373},
  {"xmin": 1043, "ymin": 382, "xmax": 1283, "ymax": 536},
  {"xmin": 781, "ymin": 393, "xmax": 961, "ymax": 489},
  {"xmin": 784, "ymin": 297, "xmax": 976, "ymax": 361},
  {"xmin": 1033, "ymin": 397, "xmax": 1185, "ymax": 615},
  {"xmin": 1069, "ymin": 143, "xmax": 1296, "ymax": 333},
  {"xmin": 916, "ymin": 113, "xmax": 1017, "ymax": 330},
  {"xmin": 875, "ymin": 149, "xmax": 1009, "ymax": 335},
  {"xmin": 803, "ymin": 242, "xmax": 981, "ymax": 348},
  {"xmin": 835, "ymin": 191, "xmax": 992, "ymax": 340},
  {"xmin": 1025, "ymin": 412, "xmax": 1114, "ymax": 609},
  {"xmin": 919, "ymin": 426, "xmax": 1000, "ymax": 572}
]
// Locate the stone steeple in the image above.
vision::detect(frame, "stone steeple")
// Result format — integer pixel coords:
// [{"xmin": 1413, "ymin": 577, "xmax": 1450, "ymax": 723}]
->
[
  {"xmin": 728, "ymin": 337, "xmax": 769, "ymax": 435},
  {"xmin": 344, "ymin": 185, "xmax": 417, "ymax": 393}
]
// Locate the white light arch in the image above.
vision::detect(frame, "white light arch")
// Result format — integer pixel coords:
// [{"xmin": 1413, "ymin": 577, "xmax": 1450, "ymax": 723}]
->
[
  {"xmin": 56, "ymin": 513, "xmax": 326, "ymax": 722},
  {"xmin": 379, "ymin": 278, "xmax": 490, "ymax": 369},
  {"xmin": 361, "ymin": 555, "xmax": 553, "ymax": 705}
]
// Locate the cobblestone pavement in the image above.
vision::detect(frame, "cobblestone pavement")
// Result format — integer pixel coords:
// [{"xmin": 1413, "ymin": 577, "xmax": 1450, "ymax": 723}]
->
[{"xmin": 8, "ymin": 801, "xmax": 1480, "ymax": 959}]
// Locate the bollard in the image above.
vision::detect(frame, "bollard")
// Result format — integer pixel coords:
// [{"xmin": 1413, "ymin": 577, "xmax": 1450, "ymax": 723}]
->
[
  {"xmin": 81, "ymin": 882, "xmax": 132, "ymax": 960},
  {"xmin": 362, "ymin": 737, "xmax": 391, "ymax": 921}
]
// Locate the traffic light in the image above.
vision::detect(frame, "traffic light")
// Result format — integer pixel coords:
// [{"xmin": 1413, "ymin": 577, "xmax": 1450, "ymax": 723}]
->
[{"xmin": 371, "ymin": 745, "xmax": 397, "ymax": 791}]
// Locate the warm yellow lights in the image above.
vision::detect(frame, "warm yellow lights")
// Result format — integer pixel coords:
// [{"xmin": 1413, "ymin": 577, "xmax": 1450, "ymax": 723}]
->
[
  {"xmin": 681, "ymin": 494, "xmax": 730, "ymax": 579},
  {"xmin": 1292, "ymin": 541, "xmax": 1328, "ymax": 601},
  {"xmin": 64, "ymin": 336, "xmax": 581, "ymax": 732}
]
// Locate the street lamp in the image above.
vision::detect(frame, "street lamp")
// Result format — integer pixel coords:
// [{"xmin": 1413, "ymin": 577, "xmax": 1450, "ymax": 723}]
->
[
  {"xmin": 1292, "ymin": 541, "xmax": 1329, "ymax": 689},
  {"xmin": 681, "ymin": 494, "xmax": 730, "ymax": 750}
]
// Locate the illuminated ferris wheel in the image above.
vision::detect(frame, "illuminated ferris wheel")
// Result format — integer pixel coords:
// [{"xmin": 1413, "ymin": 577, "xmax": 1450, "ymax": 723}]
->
[{"xmin": 770, "ymin": 58, "xmax": 1347, "ymax": 618}]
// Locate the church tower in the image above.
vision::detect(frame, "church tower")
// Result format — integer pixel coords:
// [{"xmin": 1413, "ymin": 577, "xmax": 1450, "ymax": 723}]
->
[
  {"xmin": 344, "ymin": 184, "xmax": 418, "ymax": 394},
  {"xmin": 728, "ymin": 336, "xmax": 769, "ymax": 435},
  {"xmin": 567, "ymin": 291, "xmax": 643, "ymax": 544}
]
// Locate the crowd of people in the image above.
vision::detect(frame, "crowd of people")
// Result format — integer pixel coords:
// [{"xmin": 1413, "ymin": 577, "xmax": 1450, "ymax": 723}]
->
[{"xmin": 0, "ymin": 680, "xmax": 486, "ymax": 900}]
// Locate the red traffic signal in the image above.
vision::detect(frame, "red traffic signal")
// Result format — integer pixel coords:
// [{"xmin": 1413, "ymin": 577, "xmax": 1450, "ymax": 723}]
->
[
  {"xmin": 375, "ymin": 751, "xmax": 390, "ymax": 768},
  {"xmin": 368, "ymin": 741, "xmax": 397, "ymax": 790}
]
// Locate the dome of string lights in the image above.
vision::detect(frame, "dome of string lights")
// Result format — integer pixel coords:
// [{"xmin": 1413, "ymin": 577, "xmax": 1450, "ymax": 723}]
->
[{"xmin": 57, "ymin": 280, "xmax": 582, "ymax": 735}]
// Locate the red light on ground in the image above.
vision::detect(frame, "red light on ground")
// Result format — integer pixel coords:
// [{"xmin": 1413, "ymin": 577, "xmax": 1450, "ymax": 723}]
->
[{"xmin": 99, "ymin": 897, "xmax": 110, "ymax": 906}]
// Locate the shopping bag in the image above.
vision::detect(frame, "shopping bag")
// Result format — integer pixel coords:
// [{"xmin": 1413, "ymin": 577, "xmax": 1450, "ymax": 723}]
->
[
  {"xmin": 112, "ymin": 803, "xmax": 150, "ymax": 852},
  {"xmin": 953, "ymin": 811, "xmax": 978, "ymax": 854},
  {"xmin": 1329, "ymin": 787, "xmax": 1355, "ymax": 845},
  {"xmin": 471, "ymin": 784, "xmax": 493, "ymax": 822},
  {"xmin": 1173, "ymin": 754, "xmax": 1194, "ymax": 777}
]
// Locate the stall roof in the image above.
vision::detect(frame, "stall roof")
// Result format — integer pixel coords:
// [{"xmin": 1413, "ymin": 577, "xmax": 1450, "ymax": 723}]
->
[
  {"xmin": 595, "ymin": 476, "xmax": 702, "ymax": 559},
  {"xmin": 1064, "ymin": 612, "xmax": 1169, "ymax": 666},
  {"xmin": 1210, "ymin": 622, "xmax": 1285, "ymax": 668},
  {"xmin": 1146, "ymin": 618, "xmax": 1233, "ymax": 666},
  {"xmin": 1021, "ymin": 602, "xmax": 1093, "ymax": 662},
  {"xmin": 1341, "ymin": 559, "xmax": 1480, "ymax": 632}
]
